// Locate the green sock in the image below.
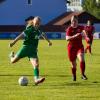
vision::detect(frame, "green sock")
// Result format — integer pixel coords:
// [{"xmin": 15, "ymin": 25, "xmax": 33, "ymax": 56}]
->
[{"xmin": 34, "ymin": 67, "xmax": 39, "ymax": 79}]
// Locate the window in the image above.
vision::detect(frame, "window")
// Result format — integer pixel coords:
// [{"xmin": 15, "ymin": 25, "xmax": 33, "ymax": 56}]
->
[{"xmin": 27, "ymin": 0, "xmax": 32, "ymax": 5}]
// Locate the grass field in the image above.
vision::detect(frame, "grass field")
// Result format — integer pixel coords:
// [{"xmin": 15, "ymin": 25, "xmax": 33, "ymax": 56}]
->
[{"xmin": 0, "ymin": 40, "xmax": 100, "ymax": 100}]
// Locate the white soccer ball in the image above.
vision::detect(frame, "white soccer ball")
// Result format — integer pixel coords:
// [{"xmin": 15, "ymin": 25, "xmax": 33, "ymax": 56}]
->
[{"xmin": 18, "ymin": 76, "xmax": 28, "ymax": 86}]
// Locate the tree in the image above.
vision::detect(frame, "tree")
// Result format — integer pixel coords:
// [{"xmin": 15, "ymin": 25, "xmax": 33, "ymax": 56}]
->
[
  {"xmin": 83, "ymin": 0, "xmax": 100, "ymax": 19},
  {"xmin": 65, "ymin": 0, "xmax": 71, "ymax": 4}
]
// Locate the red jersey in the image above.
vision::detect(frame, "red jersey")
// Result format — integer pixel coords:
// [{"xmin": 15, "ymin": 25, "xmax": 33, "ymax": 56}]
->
[
  {"xmin": 66, "ymin": 25, "xmax": 84, "ymax": 47},
  {"xmin": 84, "ymin": 26, "xmax": 95, "ymax": 38}
]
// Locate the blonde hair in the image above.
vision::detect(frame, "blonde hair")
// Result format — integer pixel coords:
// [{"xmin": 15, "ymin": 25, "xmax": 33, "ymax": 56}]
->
[
  {"xmin": 71, "ymin": 15, "xmax": 78, "ymax": 22},
  {"xmin": 34, "ymin": 16, "xmax": 41, "ymax": 22}
]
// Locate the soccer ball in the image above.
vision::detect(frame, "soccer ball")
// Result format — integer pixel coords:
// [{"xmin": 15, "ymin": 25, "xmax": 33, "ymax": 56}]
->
[{"xmin": 18, "ymin": 76, "xmax": 28, "ymax": 86}]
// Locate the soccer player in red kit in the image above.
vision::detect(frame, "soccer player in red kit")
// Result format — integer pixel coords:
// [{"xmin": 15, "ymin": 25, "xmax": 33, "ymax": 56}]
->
[
  {"xmin": 84, "ymin": 20, "xmax": 95, "ymax": 54},
  {"xmin": 66, "ymin": 15, "xmax": 89, "ymax": 81}
]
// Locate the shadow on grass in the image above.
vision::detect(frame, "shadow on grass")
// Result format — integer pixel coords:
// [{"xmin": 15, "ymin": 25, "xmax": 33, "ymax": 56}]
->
[
  {"xmin": 0, "ymin": 74, "xmax": 33, "ymax": 76},
  {"xmin": 44, "ymin": 74, "xmax": 70, "ymax": 77},
  {"xmin": 42, "ymin": 80, "xmax": 100, "ymax": 88},
  {"xmin": 50, "ymin": 81, "xmax": 100, "ymax": 87},
  {"xmin": 0, "ymin": 74, "xmax": 100, "ymax": 87},
  {"xmin": 91, "ymin": 53, "xmax": 100, "ymax": 56},
  {"xmin": 0, "ymin": 74, "xmax": 69, "ymax": 77}
]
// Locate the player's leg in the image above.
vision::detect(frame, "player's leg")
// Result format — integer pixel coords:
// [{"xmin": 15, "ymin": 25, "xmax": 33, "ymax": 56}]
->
[
  {"xmin": 85, "ymin": 44, "xmax": 89, "ymax": 53},
  {"xmin": 88, "ymin": 36, "xmax": 93, "ymax": 54},
  {"xmin": 85, "ymin": 39, "xmax": 90, "ymax": 53},
  {"xmin": 87, "ymin": 43, "xmax": 91, "ymax": 54},
  {"xmin": 30, "ymin": 58, "xmax": 45, "ymax": 85},
  {"xmin": 10, "ymin": 46, "xmax": 27, "ymax": 64},
  {"xmin": 30, "ymin": 58, "xmax": 39, "ymax": 79},
  {"xmin": 88, "ymin": 44, "xmax": 91, "ymax": 54},
  {"xmin": 70, "ymin": 60, "xmax": 77, "ymax": 81},
  {"xmin": 77, "ymin": 52, "xmax": 87, "ymax": 80},
  {"xmin": 67, "ymin": 45, "xmax": 77, "ymax": 81}
]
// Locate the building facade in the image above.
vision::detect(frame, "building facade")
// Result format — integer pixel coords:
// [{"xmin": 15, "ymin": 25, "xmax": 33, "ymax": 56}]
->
[
  {"xmin": 67, "ymin": 0, "xmax": 83, "ymax": 11},
  {"xmin": 0, "ymin": 0, "xmax": 66, "ymax": 25}
]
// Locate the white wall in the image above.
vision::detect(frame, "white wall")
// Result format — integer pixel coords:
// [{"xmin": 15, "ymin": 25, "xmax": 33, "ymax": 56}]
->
[
  {"xmin": 0, "ymin": 0, "xmax": 66, "ymax": 25},
  {"xmin": 94, "ymin": 24, "xmax": 100, "ymax": 32}
]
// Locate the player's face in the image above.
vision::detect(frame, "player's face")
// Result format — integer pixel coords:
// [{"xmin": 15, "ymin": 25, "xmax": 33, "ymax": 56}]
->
[
  {"xmin": 87, "ymin": 21, "xmax": 91, "ymax": 26},
  {"xmin": 71, "ymin": 19, "xmax": 78, "ymax": 27},
  {"xmin": 26, "ymin": 20, "xmax": 33, "ymax": 25},
  {"xmin": 33, "ymin": 18, "xmax": 41, "ymax": 28}
]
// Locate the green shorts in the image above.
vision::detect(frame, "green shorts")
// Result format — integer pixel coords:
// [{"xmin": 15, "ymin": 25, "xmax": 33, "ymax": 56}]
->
[{"xmin": 16, "ymin": 45, "xmax": 38, "ymax": 59}]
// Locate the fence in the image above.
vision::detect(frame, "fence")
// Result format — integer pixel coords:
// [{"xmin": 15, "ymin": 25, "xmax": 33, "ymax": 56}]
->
[{"xmin": 0, "ymin": 32, "xmax": 100, "ymax": 39}]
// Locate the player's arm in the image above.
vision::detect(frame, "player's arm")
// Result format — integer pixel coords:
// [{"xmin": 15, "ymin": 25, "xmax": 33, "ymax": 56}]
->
[
  {"xmin": 66, "ymin": 33, "xmax": 80, "ymax": 41},
  {"xmin": 41, "ymin": 32, "xmax": 52, "ymax": 46},
  {"xmin": 66, "ymin": 27, "xmax": 80, "ymax": 41},
  {"xmin": 9, "ymin": 32, "xmax": 24, "ymax": 47},
  {"xmin": 82, "ymin": 30, "xmax": 90, "ymax": 41}
]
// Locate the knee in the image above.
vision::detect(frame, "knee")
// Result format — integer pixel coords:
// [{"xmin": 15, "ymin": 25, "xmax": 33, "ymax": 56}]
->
[
  {"xmin": 34, "ymin": 62, "xmax": 39, "ymax": 67},
  {"xmin": 78, "ymin": 53, "xmax": 85, "ymax": 62},
  {"xmin": 71, "ymin": 61, "xmax": 77, "ymax": 68},
  {"xmin": 30, "ymin": 58, "xmax": 39, "ymax": 68},
  {"xmin": 80, "ymin": 56, "xmax": 85, "ymax": 62}
]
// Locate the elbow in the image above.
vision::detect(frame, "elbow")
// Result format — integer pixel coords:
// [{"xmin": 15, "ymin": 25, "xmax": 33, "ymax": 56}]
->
[
  {"xmin": 66, "ymin": 36, "xmax": 70, "ymax": 41},
  {"xmin": 66, "ymin": 38, "xmax": 69, "ymax": 41}
]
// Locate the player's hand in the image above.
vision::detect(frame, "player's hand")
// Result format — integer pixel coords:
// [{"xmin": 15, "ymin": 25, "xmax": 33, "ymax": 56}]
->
[
  {"xmin": 9, "ymin": 42, "xmax": 15, "ymax": 47},
  {"xmin": 75, "ymin": 33, "xmax": 80, "ymax": 37},
  {"xmin": 86, "ymin": 37, "xmax": 90, "ymax": 42},
  {"xmin": 48, "ymin": 42, "xmax": 52, "ymax": 46},
  {"xmin": 73, "ymin": 33, "xmax": 80, "ymax": 38}
]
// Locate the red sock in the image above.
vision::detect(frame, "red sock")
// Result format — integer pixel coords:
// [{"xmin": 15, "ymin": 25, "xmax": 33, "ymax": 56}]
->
[
  {"xmin": 80, "ymin": 61, "xmax": 85, "ymax": 75},
  {"xmin": 71, "ymin": 67, "xmax": 76, "ymax": 77},
  {"xmin": 88, "ymin": 46, "xmax": 91, "ymax": 53}
]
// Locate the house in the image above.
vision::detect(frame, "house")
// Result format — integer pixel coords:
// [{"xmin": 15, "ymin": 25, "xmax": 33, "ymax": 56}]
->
[
  {"xmin": 66, "ymin": 0, "xmax": 83, "ymax": 11},
  {"xmin": 43, "ymin": 11, "xmax": 100, "ymax": 39},
  {"xmin": 0, "ymin": 0, "xmax": 66, "ymax": 25},
  {"xmin": 0, "ymin": 1, "xmax": 100, "ymax": 39},
  {"xmin": 46, "ymin": 11, "xmax": 100, "ymax": 32},
  {"xmin": 0, "ymin": 11, "xmax": 100, "ymax": 32},
  {"xmin": 0, "ymin": 0, "xmax": 67, "ymax": 39}
]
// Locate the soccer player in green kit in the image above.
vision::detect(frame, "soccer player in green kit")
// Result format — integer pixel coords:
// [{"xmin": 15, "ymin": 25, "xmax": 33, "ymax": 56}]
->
[
  {"xmin": 9, "ymin": 16, "xmax": 52, "ymax": 85},
  {"xmin": 25, "ymin": 16, "xmax": 34, "ymax": 29}
]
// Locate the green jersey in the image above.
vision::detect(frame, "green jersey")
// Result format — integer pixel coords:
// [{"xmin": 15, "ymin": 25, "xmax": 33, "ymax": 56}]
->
[{"xmin": 23, "ymin": 25, "xmax": 43, "ymax": 49}]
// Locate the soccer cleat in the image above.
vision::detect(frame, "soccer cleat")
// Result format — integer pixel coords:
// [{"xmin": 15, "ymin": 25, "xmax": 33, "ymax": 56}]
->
[
  {"xmin": 35, "ymin": 77, "xmax": 45, "ymax": 85},
  {"xmin": 81, "ymin": 75, "xmax": 88, "ymax": 80},
  {"xmin": 9, "ymin": 51, "xmax": 14, "ymax": 58},
  {"xmin": 72, "ymin": 75, "xmax": 76, "ymax": 81}
]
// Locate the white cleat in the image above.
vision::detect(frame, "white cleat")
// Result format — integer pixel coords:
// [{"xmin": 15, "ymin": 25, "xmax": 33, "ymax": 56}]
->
[
  {"xmin": 9, "ymin": 51, "xmax": 14, "ymax": 58},
  {"xmin": 35, "ymin": 77, "xmax": 45, "ymax": 85}
]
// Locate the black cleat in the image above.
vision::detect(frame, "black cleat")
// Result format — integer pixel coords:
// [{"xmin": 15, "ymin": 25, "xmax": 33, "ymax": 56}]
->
[{"xmin": 72, "ymin": 75, "xmax": 76, "ymax": 81}]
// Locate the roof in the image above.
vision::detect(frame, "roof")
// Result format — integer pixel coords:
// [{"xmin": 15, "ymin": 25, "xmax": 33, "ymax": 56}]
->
[
  {"xmin": 46, "ymin": 11, "xmax": 100, "ymax": 25},
  {"xmin": 0, "ymin": 25, "xmax": 65, "ymax": 32},
  {"xmin": 0, "ymin": 11, "xmax": 100, "ymax": 32}
]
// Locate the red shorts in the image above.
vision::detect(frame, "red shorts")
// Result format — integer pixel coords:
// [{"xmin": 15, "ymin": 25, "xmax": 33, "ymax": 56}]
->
[
  {"xmin": 67, "ymin": 44, "xmax": 84, "ymax": 62},
  {"xmin": 86, "ymin": 36, "xmax": 93, "ymax": 44}
]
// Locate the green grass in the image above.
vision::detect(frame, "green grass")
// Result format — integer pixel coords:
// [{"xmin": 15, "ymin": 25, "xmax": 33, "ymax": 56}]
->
[{"xmin": 0, "ymin": 40, "xmax": 100, "ymax": 100}]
